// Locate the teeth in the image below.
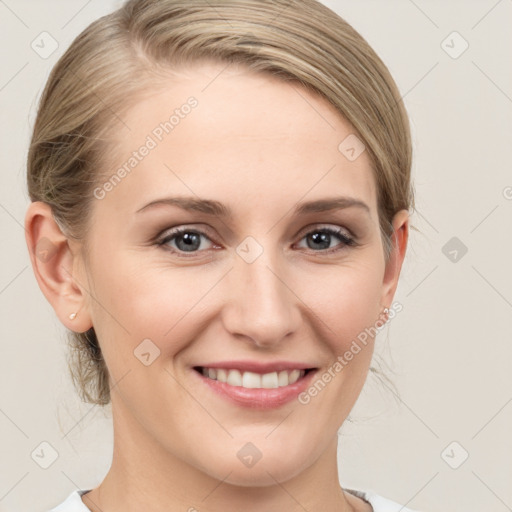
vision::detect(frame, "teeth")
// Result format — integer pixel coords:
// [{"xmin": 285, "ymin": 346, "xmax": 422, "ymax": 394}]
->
[
  {"xmin": 227, "ymin": 369, "xmax": 242, "ymax": 386},
  {"xmin": 242, "ymin": 371, "xmax": 261, "ymax": 388},
  {"xmin": 216, "ymin": 369, "xmax": 228, "ymax": 383},
  {"xmin": 200, "ymin": 367, "xmax": 306, "ymax": 388},
  {"xmin": 288, "ymin": 369, "xmax": 301, "ymax": 385},
  {"xmin": 278, "ymin": 370, "xmax": 289, "ymax": 387},
  {"xmin": 261, "ymin": 372, "xmax": 279, "ymax": 388}
]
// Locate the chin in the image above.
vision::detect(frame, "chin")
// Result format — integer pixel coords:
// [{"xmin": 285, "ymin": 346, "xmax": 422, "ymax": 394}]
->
[{"xmin": 197, "ymin": 446, "xmax": 310, "ymax": 487}]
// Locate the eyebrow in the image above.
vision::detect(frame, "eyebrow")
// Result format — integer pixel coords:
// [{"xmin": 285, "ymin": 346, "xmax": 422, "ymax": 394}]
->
[{"xmin": 136, "ymin": 196, "xmax": 371, "ymax": 217}]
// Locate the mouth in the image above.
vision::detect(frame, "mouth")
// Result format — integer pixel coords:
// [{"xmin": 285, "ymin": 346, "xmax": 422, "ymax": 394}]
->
[
  {"xmin": 193, "ymin": 366, "xmax": 316, "ymax": 388},
  {"xmin": 192, "ymin": 365, "xmax": 318, "ymax": 409}
]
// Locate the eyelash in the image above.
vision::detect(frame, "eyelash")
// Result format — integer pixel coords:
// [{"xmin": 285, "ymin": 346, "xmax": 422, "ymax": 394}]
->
[{"xmin": 155, "ymin": 225, "xmax": 358, "ymax": 258}]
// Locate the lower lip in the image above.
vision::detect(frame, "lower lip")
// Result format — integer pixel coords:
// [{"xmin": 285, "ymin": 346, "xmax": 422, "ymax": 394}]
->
[{"xmin": 192, "ymin": 368, "xmax": 318, "ymax": 409}]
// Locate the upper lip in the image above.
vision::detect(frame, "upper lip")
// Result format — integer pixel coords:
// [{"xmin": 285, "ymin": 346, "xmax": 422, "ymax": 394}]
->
[{"xmin": 194, "ymin": 360, "xmax": 317, "ymax": 374}]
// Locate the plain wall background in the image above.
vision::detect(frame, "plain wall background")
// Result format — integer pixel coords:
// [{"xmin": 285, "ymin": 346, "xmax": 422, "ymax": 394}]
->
[{"xmin": 1, "ymin": 1, "xmax": 511, "ymax": 511}]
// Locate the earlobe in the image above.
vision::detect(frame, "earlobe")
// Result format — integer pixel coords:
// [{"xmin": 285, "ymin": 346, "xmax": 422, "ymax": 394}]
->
[
  {"xmin": 24, "ymin": 201, "xmax": 93, "ymax": 333},
  {"xmin": 380, "ymin": 209, "xmax": 410, "ymax": 309}
]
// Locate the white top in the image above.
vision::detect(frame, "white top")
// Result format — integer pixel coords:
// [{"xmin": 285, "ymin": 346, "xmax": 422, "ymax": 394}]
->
[{"xmin": 49, "ymin": 488, "xmax": 422, "ymax": 511}]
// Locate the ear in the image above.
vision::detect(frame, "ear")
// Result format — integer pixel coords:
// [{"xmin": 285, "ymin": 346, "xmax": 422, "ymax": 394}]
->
[
  {"xmin": 24, "ymin": 201, "xmax": 93, "ymax": 333},
  {"xmin": 380, "ymin": 209, "xmax": 409, "ymax": 309}
]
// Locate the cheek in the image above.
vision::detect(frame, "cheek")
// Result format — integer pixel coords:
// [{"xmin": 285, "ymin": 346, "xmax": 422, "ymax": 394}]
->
[
  {"xmin": 88, "ymin": 252, "xmax": 219, "ymax": 361},
  {"xmin": 297, "ymin": 258, "xmax": 384, "ymax": 351}
]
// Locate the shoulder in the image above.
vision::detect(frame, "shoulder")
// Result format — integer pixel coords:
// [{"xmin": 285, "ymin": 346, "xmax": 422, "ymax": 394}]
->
[
  {"xmin": 345, "ymin": 487, "xmax": 424, "ymax": 512},
  {"xmin": 48, "ymin": 489, "xmax": 92, "ymax": 512}
]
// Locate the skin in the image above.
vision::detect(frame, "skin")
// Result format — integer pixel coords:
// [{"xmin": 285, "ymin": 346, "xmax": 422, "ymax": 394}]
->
[{"xmin": 26, "ymin": 61, "xmax": 408, "ymax": 512}]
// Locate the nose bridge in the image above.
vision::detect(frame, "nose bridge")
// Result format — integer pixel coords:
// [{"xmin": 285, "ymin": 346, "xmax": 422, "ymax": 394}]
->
[{"xmin": 223, "ymin": 240, "xmax": 300, "ymax": 347}]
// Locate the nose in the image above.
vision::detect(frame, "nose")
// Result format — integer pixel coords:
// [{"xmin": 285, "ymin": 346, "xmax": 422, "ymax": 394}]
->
[{"xmin": 221, "ymin": 245, "xmax": 301, "ymax": 349}]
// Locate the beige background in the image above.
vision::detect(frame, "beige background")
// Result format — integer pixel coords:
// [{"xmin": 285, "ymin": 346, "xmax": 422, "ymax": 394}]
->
[{"xmin": 1, "ymin": 1, "xmax": 511, "ymax": 511}]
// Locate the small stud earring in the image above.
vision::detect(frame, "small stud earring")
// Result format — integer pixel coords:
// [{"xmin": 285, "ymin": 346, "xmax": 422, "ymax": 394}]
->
[{"xmin": 69, "ymin": 312, "xmax": 77, "ymax": 320}]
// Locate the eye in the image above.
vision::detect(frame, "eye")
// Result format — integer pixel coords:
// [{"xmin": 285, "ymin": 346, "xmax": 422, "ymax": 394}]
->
[
  {"xmin": 295, "ymin": 226, "xmax": 357, "ymax": 253},
  {"xmin": 157, "ymin": 227, "xmax": 216, "ymax": 257},
  {"xmin": 155, "ymin": 224, "xmax": 358, "ymax": 258}
]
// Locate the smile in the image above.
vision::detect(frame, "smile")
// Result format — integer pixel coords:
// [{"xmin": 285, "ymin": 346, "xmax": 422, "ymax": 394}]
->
[
  {"xmin": 195, "ymin": 366, "xmax": 313, "ymax": 389},
  {"xmin": 192, "ymin": 365, "xmax": 318, "ymax": 409}
]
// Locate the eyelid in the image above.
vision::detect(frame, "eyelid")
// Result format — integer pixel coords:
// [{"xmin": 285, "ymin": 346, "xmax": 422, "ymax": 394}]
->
[
  {"xmin": 295, "ymin": 222, "xmax": 355, "ymax": 240},
  {"xmin": 156, "ymin": 225, "xmax": 218, "ymax": 248},
  {"xmin": 293, "ymin": 225, "xmax": 359, "ymax": 254},
  {"xmin": 155, "ymin": 222, "xmax": 359, "ymax": 257}
]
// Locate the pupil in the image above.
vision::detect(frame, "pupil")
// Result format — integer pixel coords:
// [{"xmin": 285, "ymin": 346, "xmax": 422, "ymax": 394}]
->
[
  {"xmin": 310, "ymin": 232, "xmax": 330, "ymax": 250},
  {"xmin": 178, "ymin": 232, "xmax": 200, "ymax": 251}
]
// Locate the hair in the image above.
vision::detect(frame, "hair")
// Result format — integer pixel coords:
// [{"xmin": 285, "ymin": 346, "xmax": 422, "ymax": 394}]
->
[{"xmin": 27, "ymin": 0, "xmax": 415, "ymax": 407}]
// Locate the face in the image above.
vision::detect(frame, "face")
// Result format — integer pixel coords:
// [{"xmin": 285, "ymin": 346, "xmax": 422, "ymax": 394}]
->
[{"xmin": 74, "ymin": 61, "xmax": 406, "ymax": 487}]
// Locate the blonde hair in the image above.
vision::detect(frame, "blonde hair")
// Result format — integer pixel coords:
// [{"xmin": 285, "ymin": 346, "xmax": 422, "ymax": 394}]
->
[{"xmin": 27, "ymin": 0, "xmax": 415, "ymax": 406}]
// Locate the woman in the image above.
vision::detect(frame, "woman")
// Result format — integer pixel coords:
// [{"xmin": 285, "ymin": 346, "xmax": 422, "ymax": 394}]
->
[{"xmin": 25, "ymin": 0, "xmax": 419, "ymax": 510}]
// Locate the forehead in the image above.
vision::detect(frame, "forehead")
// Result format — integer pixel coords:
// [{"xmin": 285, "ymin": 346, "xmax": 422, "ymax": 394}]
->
[{"xmin": 99, "ymin": 61, "xmax": 377, "ymax": 220}]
